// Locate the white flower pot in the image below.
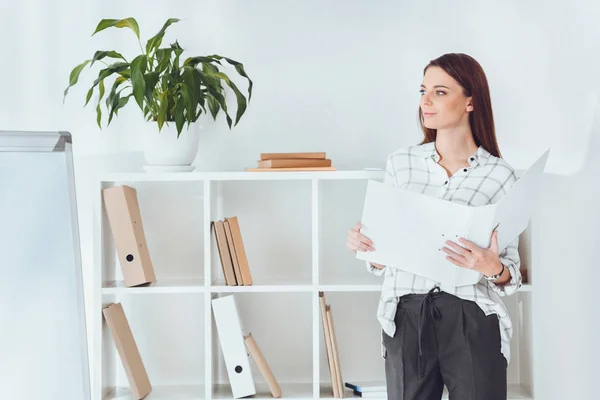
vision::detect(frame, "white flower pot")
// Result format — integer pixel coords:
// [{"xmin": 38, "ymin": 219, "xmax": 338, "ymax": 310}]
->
[{"xmin": 142, "ymin": 121, "xmax": 201, "ymax": 172}]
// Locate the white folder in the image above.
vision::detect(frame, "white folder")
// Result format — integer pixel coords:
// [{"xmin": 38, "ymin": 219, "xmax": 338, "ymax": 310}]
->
[
  {"xmin": 356, "ymin": 149, "xmax": 549, "ymax": 287},
  {"xmin": 212, "ymin": 295, "xmax": 256, "ymax": 398}
]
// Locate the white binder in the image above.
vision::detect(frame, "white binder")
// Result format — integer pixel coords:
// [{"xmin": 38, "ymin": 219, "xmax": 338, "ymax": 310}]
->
[
  {"xmin": 356, "ymin": 149, "xmax": 549, "ymax": 287},
  {"xmin": 212, "ymin": 295, "xmax": 256, "ymax": 398}
]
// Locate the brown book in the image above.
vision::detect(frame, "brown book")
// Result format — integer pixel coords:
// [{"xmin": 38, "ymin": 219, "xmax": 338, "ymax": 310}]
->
[
  {"xmin": 225, "ymin": 216, "xmax": 253, "ymax": 285},
  {"xmin": 211, "ymin": 221, "xmax": 237, "ymax": 286},
  {"xmin": 258, "ymin": 159, "xmax": 332, "ymax": 168},
  {"xmin": 260, "ymin": 152, "xmax": 326, "ymax": 160},
  {"xmin": 102, "ymin": 303, "xmax": 152, "ymax": 399},
  {"xmin": 326, "ymin": 305, "xmax": 344, "ymax": 397},
  {"xmin": 319, "ymin": 292, "xmax": 339, "ymax": 398},
  {"xmin": 246, "ymin": 167, "xmax": 336, "ymax": 172},
  {"xmin": 244, "ymin": 333, "xmax": 282, "ymax": 398},
  {"xmin": 223, "ymin": 219, "xmax": 243, "ymax": 285},
  {"xmin": 102, "ymin": 185, "xmax": 156, "ymax": 287}
]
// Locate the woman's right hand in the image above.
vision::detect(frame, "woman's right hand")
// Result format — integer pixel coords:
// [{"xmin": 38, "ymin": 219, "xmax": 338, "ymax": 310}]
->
[{"xmin": 346, "ymin": 222, "xmax": 385, "ymax": 269}]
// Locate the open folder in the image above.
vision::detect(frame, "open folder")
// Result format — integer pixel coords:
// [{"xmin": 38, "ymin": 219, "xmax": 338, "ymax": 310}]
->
[{"xmin": 356, "ymin": 149, "xmax": 549, "ymax": 287}]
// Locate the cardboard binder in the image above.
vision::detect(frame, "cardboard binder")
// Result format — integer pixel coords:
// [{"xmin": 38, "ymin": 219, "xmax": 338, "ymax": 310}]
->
[
  {"xmin": 102, "ymin": 303, "xmax": 152, "ymax": 399},
  {"xmin": 212, "ymin": 295, "xmax": 256, "ymax": 398},
  {"xmin": 244, "ymin": 333, "xmax": 282, "ymax": 398},
  {"xmin": 102, "ymin": 185, "xmax": 156, "ymax": 287}
]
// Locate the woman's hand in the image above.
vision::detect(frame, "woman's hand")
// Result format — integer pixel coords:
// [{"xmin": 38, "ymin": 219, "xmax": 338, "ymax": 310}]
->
[
  {"xmin": 347, "ymin": 222, "xmax": 384, "ymax": 269},
  {"xmin": 442, "ymin": 229, "xmax": 504, "ymax": 277}
]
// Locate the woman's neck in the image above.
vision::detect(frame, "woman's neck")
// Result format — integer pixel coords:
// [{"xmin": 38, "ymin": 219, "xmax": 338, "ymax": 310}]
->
[{"xmin": 434, "ymin": 127, "xmax": 478, "ymax": 163}]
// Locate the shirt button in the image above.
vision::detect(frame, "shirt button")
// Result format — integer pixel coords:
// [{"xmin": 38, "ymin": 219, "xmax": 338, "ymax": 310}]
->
[
  {"xmin": 470, "ymin": 157, "xmax": 474, "ymax": 161},
  {"xmin": 463, "ymin": 168, "xmax": 468, "ymax": 172},
  {"xmin": 444, "ymin": 180, "xmax": 448, "ymax": 185}
]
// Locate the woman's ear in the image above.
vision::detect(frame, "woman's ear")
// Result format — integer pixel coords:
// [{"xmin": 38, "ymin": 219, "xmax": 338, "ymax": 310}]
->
[{"xmin": 466, "ymin": 99, "xmax": 474, "ymax": 112}]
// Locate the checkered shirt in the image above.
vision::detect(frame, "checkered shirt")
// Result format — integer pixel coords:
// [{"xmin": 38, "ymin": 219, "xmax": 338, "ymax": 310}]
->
[{"xmin": 366, "ymin": 141, "xmax": 523, "ymax": 365}]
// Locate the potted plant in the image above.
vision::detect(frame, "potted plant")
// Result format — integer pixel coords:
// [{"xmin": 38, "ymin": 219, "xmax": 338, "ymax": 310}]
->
[{"xmin": 63, "ymin": 17, "xmax": 253, "ymax": 171}]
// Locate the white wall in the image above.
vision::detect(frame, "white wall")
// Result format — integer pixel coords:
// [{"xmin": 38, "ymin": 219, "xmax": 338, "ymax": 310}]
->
[{"xmin": 1, "ymin": 0, "xmax": 599, "ymax": 399}]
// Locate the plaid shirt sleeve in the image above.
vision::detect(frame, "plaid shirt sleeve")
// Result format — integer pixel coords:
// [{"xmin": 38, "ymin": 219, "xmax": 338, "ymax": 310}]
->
[
  {"xmin": 487, "ymin": 231, "xmax": 523, "ymax": 296},
  {"xmin": 364, "ymin": 154, "xmax": 396, "ymax": 276}
]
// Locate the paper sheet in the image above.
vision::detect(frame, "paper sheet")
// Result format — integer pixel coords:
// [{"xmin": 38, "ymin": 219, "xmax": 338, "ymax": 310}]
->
[{"xmin": 356, "ymin": 149, "xmax": 549, "ymax": 287}]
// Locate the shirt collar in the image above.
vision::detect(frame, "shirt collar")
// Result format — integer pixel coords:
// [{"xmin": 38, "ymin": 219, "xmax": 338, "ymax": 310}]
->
[{"xmin": 418, "ymin": 141, "xmax": 490, "ymax": 167}]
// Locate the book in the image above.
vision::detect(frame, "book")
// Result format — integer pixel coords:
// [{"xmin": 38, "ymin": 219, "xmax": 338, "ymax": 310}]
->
[
  {"xmin": 326, "ymin": 305, "xmax": 343, "ymax": 397},
  {"xmin": 260, "ymin": 152, "xmax": 326, "ymax": 160},
  {"xmin": 246, "ymin": 167, "xmax": 336, "ymax": 172},
  {"xmin": 211, "ymin": 220, "xmax": 237, "ymax": 286},
  {"xmin": 257, "ymin": 159, "xmax": 332, "ymax": 168},
  {"xmin": 223, "ymin": 219, "xmax": 243, "ymax": 285},
  {"xmin": 225, "ymin": 216, "xmax": 253, "ymax": 285},
  {"xmin": 319, "ymin": 292, "xmax": 339, "ymax": 397}
]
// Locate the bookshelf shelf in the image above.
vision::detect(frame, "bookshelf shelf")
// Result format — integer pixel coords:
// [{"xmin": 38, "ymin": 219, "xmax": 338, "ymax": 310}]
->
[
  {"xmin": 94, "ymin": 170, "xmax": 539, "ymax": 400},
  {"xmin": 212, "ymin": 382, "xmax": 313, "ymax": 400},
  {"xmin": 102, "ymin": 278, "xmax": 206, "ymax": 295},
  {"xmin": 103, "ymin": 384, "xmax": 205, "ymax": 400}
]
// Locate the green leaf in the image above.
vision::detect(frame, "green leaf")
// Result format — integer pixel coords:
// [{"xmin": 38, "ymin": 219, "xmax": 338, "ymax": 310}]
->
[
  {"xmin": 210, "ymin": 55, "xmax": 253, "ymax": 101},
  {"xmin": 85, "ymin": 87, "xmax": 94, "ymax": 106},
  {"xmin": 144, "ymin": 71, "xmax": 160, "ymax": 103},
  {"xmin": 114, "ymin": 94, "xmax": 132, "ymax": 116},
  {"xmin": 183, "ymin": 56, "xmax": 222, "ymax": 68},
  {"xmin": 157, "ymin": 91, "xmax": 168, "ymax": 130},
  {"xmin": 92, "ymin": 62, "xmax": 130, "ymax": 88},
  {"xmin": 63, "ymin": 59, "xmax": 91, "ymax": 101},
  {"xmin": 130, "ymin": 55, "xmax": 148, "ymax": 110},
  {"xmin": 175, "ymin": 99, "xmax": 185, "ymax": 136},
  {"xmin": 155, "ymin": 48, "xmax": 173, "ymax": 74},
  {"xmin": 207, "ymin": 96, "xmax": 219, "ymax": 120},
  {"xmin": 91, "ymin": 50, "xmax": 127, "ymax": 66},
  {"xmin": 92, "ymin": 18, "xmax": 140, "ymax": 40},
  {"xmin": 145, "ymin": 18, "xmax": 180, "ymax": 55},
  {"xmin": 171, "ymin": 41, "xmax": 183, "ymax": 73},
  {"xmin": 106, "ymin": 76, "xmax": 127, "ymax": 109},
  {"xmin": 96, "ymin": 103, "xmax": 102, "ymax": 129},
  {"xmin": 99, "ymin": 79, "xmax": 106, "ymax": 101},
  {"xmin": 95, "ymin": 79, "xmax": 106, "ymax": 129},
  {"xmin": 211, "ymin": 71, "xmax": 247, "ymax": 126}
]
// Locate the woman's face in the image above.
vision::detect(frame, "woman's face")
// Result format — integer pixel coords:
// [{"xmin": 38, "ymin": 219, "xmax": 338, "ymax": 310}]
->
[{"xmin": 419, "ymin": 66, "xmax": 473, "ymax": 130}]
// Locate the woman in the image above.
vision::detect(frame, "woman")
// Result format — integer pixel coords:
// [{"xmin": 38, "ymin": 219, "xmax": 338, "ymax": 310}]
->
[{"xmin": 346, "ymin": 53, "xmax": 522, "ymax": 400}]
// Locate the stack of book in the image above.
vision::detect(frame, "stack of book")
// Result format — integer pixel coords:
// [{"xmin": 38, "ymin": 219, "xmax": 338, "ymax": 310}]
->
[
  {"xmin": 211, "ymin": 216, "xmax": 253, "ymax": 286},
  {"xmin": 319, "ymin": 292, "xmax": 344, "ymax": 398},
  {"xmin": 246, "ymin": 152, "xmax": 336, "ymax": 172}
]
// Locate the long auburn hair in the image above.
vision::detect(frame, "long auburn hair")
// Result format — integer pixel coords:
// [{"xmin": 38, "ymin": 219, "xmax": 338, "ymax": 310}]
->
[{"xmin": 418, "ymin": 53, "xmax": 502, "ymax": 158}]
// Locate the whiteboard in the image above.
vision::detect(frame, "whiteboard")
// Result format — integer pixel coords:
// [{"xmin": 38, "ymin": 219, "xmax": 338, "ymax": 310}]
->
[{"xmin": 0, "ymin": 131, "xmax": 91, "ymax": 400}]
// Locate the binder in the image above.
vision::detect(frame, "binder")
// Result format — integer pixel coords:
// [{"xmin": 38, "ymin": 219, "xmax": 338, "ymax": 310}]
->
[
  {"xmin": 211, "ymin": 220, "xmax": 237, "ymax": 285},
  {"xmin": 212, "ymin": 295, "xmax": 256, "ymax": 398},
  {"xmin": 102, "ymin": 185, "xmax": 156, "ymax": 287},
  {"xmin": 225, "ymin": 216, "xmax": 253, "ymax": 285},
  {"xmin": 102, "ymin": 303, "xmax": 152, "ymax": 399},
  {"xmin": 244, "ymin": 333, "xmax": 282, "ymax": 398},
  {"xmin": 223, "ymin": 219, "xmax": 243, "ymax": 285},
  {"xmin": 319, "ymin": 292, "xmax": 339, "ymax": 398}
]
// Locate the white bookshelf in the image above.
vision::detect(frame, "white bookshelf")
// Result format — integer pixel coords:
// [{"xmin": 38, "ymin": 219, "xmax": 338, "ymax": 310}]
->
[{"xmin": 93, "ymin": 170, "xmax": 538, "ymax": 400}]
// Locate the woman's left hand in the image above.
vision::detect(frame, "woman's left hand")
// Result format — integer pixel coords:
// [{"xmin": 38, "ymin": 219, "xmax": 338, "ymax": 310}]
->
[{"xmin": 442, "ymin": 229, "xmax": 503, "ymax": 277}]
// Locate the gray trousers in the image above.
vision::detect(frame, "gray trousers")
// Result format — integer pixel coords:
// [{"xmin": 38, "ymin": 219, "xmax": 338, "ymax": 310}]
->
[{"xmin": 382, "ymin": 286, "xmax": 507, "ymax": 400}]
